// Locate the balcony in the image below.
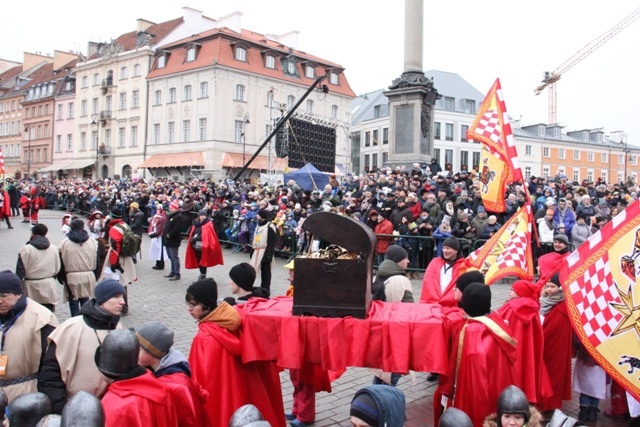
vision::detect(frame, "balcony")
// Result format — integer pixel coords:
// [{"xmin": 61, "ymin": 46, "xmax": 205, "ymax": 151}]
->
[
  {"xmin": 99, "ymin": 110, "xmax": 113, "ymax": 126},
  {"xmin": 101, "ymin": 76, "xmax": 115, "ymax": 94},
  {"xmin": 98, "ymin": 144, "xmax": 111, "ymax": 156}
]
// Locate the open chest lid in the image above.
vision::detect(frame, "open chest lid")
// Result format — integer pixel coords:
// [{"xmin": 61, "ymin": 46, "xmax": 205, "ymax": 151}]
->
[{"xmin": 301, "ymin": 212, "xmax": 376, "ymax": 259}]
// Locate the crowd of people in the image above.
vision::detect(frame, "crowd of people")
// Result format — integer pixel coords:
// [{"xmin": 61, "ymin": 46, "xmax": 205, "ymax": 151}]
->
[{"xmin": 0, "ymin": 162, "xmax": 639, "ymax": 426}]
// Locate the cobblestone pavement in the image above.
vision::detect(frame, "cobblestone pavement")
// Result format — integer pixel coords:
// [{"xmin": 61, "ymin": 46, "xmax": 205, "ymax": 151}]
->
[{"xmin": 0, "ymin": 211, "xmax": 628, "ymax": 426}]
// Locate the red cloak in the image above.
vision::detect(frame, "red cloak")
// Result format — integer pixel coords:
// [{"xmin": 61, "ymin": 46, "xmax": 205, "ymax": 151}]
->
[
  {"xmin": 102, "ymin": 371, "xmax": 178, "ymax": 427},
  {"xmin": 419, "ymin": 257, "xmax": 467, "ymax": 307},
  {"xmin": 451, "ymin": 312, "xmax": 517, "ymax": 427},
  {"xmin": 0, "ymin": 190, "xmax": 10, "ymax": 219},
  {"xmin": 185, "ymin": 221, "xmax": 224, "ymax": 269},
  {"xmin": 536, "ymin": 251, "xmax": 570, "ymax": 288},
  {"xmin": 537, "ymin": 300, "xmax": 573, "ymax": 411},
  {"xmin": 156, "ymin": 372, "xmax": 209, "ymax": 427},
  {"xmin": 498, "ymin": 298, "xmax": 553, "ymax": 404}
]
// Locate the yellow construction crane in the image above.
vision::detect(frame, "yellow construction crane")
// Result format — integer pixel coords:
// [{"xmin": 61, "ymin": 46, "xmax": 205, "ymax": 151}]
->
[{"xmin": 534, "ymin": 6, "xmax": 640, "ymax": 125}]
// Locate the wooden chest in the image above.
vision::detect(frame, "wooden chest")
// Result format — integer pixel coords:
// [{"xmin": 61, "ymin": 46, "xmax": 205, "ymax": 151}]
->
[{"xmin": 293, "ymin": 212, "xmax": 376, "ymax": 319}]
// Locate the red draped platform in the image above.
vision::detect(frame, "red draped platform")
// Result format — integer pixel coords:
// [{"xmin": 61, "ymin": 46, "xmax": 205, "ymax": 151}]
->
[{"xmin": 237, "ymin": 297, "xmax": 450, "ymax": 374}]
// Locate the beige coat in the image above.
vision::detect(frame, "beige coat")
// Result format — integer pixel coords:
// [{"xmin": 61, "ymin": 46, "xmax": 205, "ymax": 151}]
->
[
  {"xmin": 60, "ymin": 237, "xmax": 98, "ymax": 301},
  {"xmin": 19, "ymin": 242, "xmax": 61, "ymax": 305},
  {"xmin": 48, "ymin": 315, "xmax": 124, "ymax": 398},
  {"xmin": 1, "ymin": 299, "xmax": 58, "ymax": 401}
]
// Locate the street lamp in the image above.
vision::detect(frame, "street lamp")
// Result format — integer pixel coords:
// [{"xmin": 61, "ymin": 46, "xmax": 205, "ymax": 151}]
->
[
  {"xmin": 91, "ymin": 114, "xmax": 100, "ymax": 179},
  {"xmin": 24, "ymin": 126, "xmax": 30, "ymax": 178},
  {"xmin": 241, "ymin": 113, "xmax": 250, "ymax": 176}
]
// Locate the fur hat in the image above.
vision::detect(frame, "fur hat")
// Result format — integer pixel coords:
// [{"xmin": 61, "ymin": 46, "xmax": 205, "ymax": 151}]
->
[
  {"xmin": 461, "ymin": 283, "xmax": 491, "ymax": 317},
  {"xmin": 385, "ymin": 245, "xmax": 408, "ymax": 263},
  {"xmin": 229, "ymin": 263, "xmax": 256, "ymax": 292},
  {"xmin": 95, "ymin": 279, "xmax": 126, "ymax": 305},
  {"xmin": 0, "ymin": 270, "xmax": 23, "ymax": 294},
  {"xmin": 135, "ymin": 321, "xmax": 174, "ymax": 359},
  {"xmin": 186, "ymin": 278, "xmax": 218, "ymax": 310}
]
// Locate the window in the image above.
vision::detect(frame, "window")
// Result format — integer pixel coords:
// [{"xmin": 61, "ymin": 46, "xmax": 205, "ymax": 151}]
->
[
  {"xmin": 372, "ymin": 153, "xmax": 378, "ymax": 170},
  {"xmin": 66, "ymin": 134, "xmax": 72, "ymax": 151},
  {"xmin": 287, "ymin": 95, "xmax": 295, "ymax": 110},
  {"xmin": 44, "ymin": 124, "xmax": 49, "ymax": 138},
  {"xmin": 93, "ymin": 73, "xmax": 99, "ymax": 86},
  {"xmin": 56, "ymin": 135, "xmax": 61, "ymax": 152},
  {"xmin": 65, "ymin": 80, "xmax": 73, "ymax": 91},
  {"xmin": 460, "ymin": 151, "xmax": 469, "ymax": 170},
  {"xmin": 543, "ymin": 167, "xmax": 550, "ymax": 178},
  {"xmin": 182, "ymin": 120, "xmax": 190, "ymax": 142},
  {"xmin": 183, "ymin": 85, "xmax": 192, "ymax": 101},
  {"xmin": 588, "ymin": 151, "xmax": 594, "ymax": 162},
  {"xmin": 132, "ymin": 90, "xmax": 139, "ymax": 108},
  {"xmin": 57, "ymin": 104, "xmax": 63, "ymax": 119},
  {"xmin": 558, "ymin": 148, "xmax": 565, "ymax": 159},
  {"xmin": 235, "ymin": 85, "xmax": 245, "ymax": 101},
  {"xmin": 601, "ymin": 152, "xmax": 608, "ymax": 163},
  {"xmin": 434, "ymin": 122, "xmax": 441, "ymax": 140},
  {"xmin": 199, "ymin": 118, "xmax": 207, "ymax": 141},
  {"xmin": 119, "ymin": 92, "xmax": 126, "ymax": 110},
  {"xmin": 618, "ymin": 172, "xmax": 624, "ymax": 183},
  {"xmin": 305, "ymin": 65, "xmax": 314, "ymax": 78},
  {"xmin": 167, "ymin": 122, "xmax": 175, "ymax": 143},
  {"xmin": 36, "ymin": 149, "xmax": 40, "ymax": 162},
  {"xmin": 587, "ymin": 170, "xmax": 594, "ymax": 182},
  {"xmin": 106, "ymin": 95, "xmax": 112, "ymax": 111},
  {"xmin": 525, "ymin": 145, "xmax": 532, "ymax": 156},
  {"xmin": 372, "ymin": 129, "xmax": 379, "ymax": 146},
  {"xmin": 463, "ymin": 100, "xmax": 476, "ymax": 114},
  {"xmin": 618, "ymin": 154, "xmax": 624, "ymax": 165},
  {"xmin": 235, "ymin": 47, "xmax": 246, "ymax": 61},
  {"xmin": 631, "ymin": 156, "xmax": 638, "ymax": 166},
  {"xmin": 168, "ymin": 88, "xmax": 176, "ymax": 103},
  {"xmin": 186, "ymin": 47, "xmax": 196, "ymax": 62},
  {"xmin": 158, "ymin": 55, "xmax": 167, "ymax": 69},
  {"xmin": 365, "ymin": 132, "xmax": 370, "ymax": 147},
  {"xmin": 329, "ymin": 72, "xmax": 338, "ymax": 85},
  {"xmin": 458, "ymin": 125, "xmax": 468, "ymax": 142},
  {"xmin": 472, "ymin": 152, "xmax": 481, "ymax": 169},
  {"xmin": 331, "ymin": 105, "xmax": 338, "ymax": 119},
  {"xmin": 265, "ymin": 55, "xmax": 275, "ymax": 69},
  {"xmin": 199, "ymin": 82, "xmax": 208, "ymax": 98},
  {"xmin": 153, "ymin": 124, "xmax": 160, "ymax": 144},
  {"xmin": 81, "ymin": 100, "xmax": 87, "ymax": 116},
  {"xmin": 154, "ymin": 90, "xmax": 162, "ymax": 105},
  {"xmin": 80, "ymin": 132, "xmax": 86, "ymax": 150},
  {"xmin": 38, "ymin": 105, "xmax": 43, "ymax": 116},
  {"xmin": 234, "ymin": 120, "xmax": 243, "ymax": 143},
  {"xmin": 573, "ymin": 169, "xmax": 580, "ymax": 182},
  {"xmin": 601, "ymin": 171, "xmax": 608, "ymax": 183},
  {"xmin": 525, "ymin": 166, "xmax": 531, "ymax": 180},
  {"xmin": 286, "ymin": 61, "xmax": 296, "ymax": 75},
  {"xmin": 91, "ymin": 131, "xmax": 98, "ymax": 150},
  {"xmin": 120, "ymin": 66, "xmax": 128, "ymax": 79},
  {"xmin": 118, "ymin": 128, "xmax": 125, "ymax": 147},
  {"xmin": 306, "ymin": 99, "xmax": 314, "ymax": 114},
  {"xmin": 383, "ymin": 128, "xmax": 389, "ymax": 145},
  {"xmin": 130, "ymin": 126, "xmax": 138, "ymax": 146},
  {"xmin": 444, "ymin": 97, "xmax": 455, "ymax": 112},
  {"xmin": 364, "ymin": 154, "xmax": 370, "ymax": 171},
  {"xmin": 445, "ymin": 123, "xmax": 453, "ymax": 141},
  {"xmin": 92, "ymin": 98, "xmax": 98, "ymax": 114},
  {"xmin": 574, "ymin": 150, "xmax": 580, "ymax": 160},
  {"xmin": 543, "ymin": 147, "xmax": 550, "ymax": 157},
  {"xmin": 133, "ymin": 64, "xmax": 141, "ymax": 77},
  {"xmin": 81, "ymin": 76, "xmax": 88, "ymax": 88},
  {"xmin": 104, "ymin": 129, "xmax": 111, "ymax": 147},
  {"xmin": 445, "ymin": 149, "xmax": 453, "ymax": 167}
]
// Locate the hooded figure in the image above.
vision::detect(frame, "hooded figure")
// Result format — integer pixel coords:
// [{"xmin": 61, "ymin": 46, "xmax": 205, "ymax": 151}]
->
[{"xmin": 349, "ymin": 385, "xmax": 406, "ymax": 427}]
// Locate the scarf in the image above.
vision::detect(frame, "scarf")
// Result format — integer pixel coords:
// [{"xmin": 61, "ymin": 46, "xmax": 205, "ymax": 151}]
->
[{"xmin": 539, "ymin": 291, "xmax": 565, "ymax": 316}]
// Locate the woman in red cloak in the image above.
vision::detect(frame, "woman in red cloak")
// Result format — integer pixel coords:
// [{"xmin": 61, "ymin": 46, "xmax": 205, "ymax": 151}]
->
[{"xmin": 185, "ymin": 209, "xmax": 223, "ymax": 280}]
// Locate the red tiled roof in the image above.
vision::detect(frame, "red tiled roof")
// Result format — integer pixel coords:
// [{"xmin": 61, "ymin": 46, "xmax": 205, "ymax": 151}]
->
[
  {"xmin": 20, "ymin": 58, "xmax": 77, "ymax": 93},
  {"xmin": 0, "ymin": 66, "xmax": 23, "ymax": 86},
  {"xmin": 139, "ymin": 151, "xmax": 205, "ymax": 168},
  {"xmin": 148, "ymin": 27, "xmax": 355, "ymax": 98},
  {"xmin": 222, "ymin": 152, "xmax": 287, "ymax": 170},
  {"xmin": 114, "ymin": 17, "xmax": 184, "ymax": 51}
]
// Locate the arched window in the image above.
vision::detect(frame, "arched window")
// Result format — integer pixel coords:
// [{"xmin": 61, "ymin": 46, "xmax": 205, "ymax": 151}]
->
[{"xmin": 122, "ymin": 164, "xmax": 132, "ymax": 178}]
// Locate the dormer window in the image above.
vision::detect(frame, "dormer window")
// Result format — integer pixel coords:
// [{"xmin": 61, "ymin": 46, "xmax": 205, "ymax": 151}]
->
[
  {"xmin": 157, "ymin": 51, "xmax": 170, "ymax": 69},
  {"xmin": 185, "ymin": 43, "xmax": 201, "ymax": 62},
  {"xmin": 265, "ymin": 55, "xmax": 275, "ymax": 69},
  {"xmin": 235, "ymin": 47, "xmax": 246, "ymax": 61},
  {"xmin": 282, "ymin": 57, "xmax": 299, "ymax": 78},
  {"xmin": 329, "ymin": 72, "xmax": 338, "ymax": 85},
  {"xmin": 305, "ymin": 65, "xmax": 315, "ymax": 79}
]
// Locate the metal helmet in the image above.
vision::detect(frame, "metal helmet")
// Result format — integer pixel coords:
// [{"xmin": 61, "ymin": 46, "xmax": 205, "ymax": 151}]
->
[
  {"xmin": 61, "ymin": 391, "xmax": 105, "ymax": 427},
  {"xmin": 8, "ymin": 392, "xmax": 52, "ymax": 427},
  {"xmin": 36, "ymin": 414, "xmax": 61, "ymax": 427},
  {"xmin": 228, "ymin": 404, "xmax": 264, "ymax": 427},
  {"xmin": 497, "ymin": 385, "xmax": 530, "ymax": 424},
  {"xmin": 95, "ymin": 329, "xmax": 140, "ymax": 378},
  {"xmin": 438, "ymin": 408, "xmax": 473, "ymax": 427}
]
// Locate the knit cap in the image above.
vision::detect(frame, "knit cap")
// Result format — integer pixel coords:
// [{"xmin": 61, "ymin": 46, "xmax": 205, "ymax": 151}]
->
[
  {"xmin": 257, "ymin": 209, "xmax": 269, "ymax": 220},
  {"xmin": 31, "ymin": 223, "xmax": 48, "ymax": 236},
  {"xmin": 443, "ymin": 237, "xmax": 460, "ymax": 252},
  {"xmin": 553, "ymin": 234, "xmax": 569, "ymax": 246},
  {"xmin": 0, "ymin": 270, "xmax": 23, "ymax": 294},
  {"xmin": 129, "ymin": 202, "xmax": 139, "ymax": 209},
  {"xmin": 461, "ymin": 283, "xmax": 491, "ymax": 317},
  {"xmin": 70, "ymin": 219, "xmax": 85, "ymax": 231},
  {"xmin": 455, "ymin": 270, "xmax": 485, "ymax": 293},
  {"xmin": 110, "ymin": 208, "xmax": 122, "ymax": 218},
  {"xmin": 135, "ymin": 321, "xmax": 174, "ymax": 359},
  {"xmin": 229, "ymin": 263, "xmax": 256, "ymax": 292},
  {"xmin": 169, "ymin": 201, "xmax": 180, "ymax": 211},
  {"xmin": 186, "ymin": 278, "xmax": 218, "ymax": 309},
  {"xmin": 385, "ymin": 245, "xmax": 408, "ymax": 263},
  {"xmin": 350, "ymin": 390, "xmax": 379, "ymax": 426},
  {"xmin": 95, "ymin": 279, "xmax": 126, "ymax": 305}
]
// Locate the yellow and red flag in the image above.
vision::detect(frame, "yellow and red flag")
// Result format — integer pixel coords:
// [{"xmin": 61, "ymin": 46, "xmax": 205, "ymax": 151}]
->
[
  {"xmin": 466, "ymin": 204, "xmax": 534, "ymax": 284},
  {"xmin": 559, "ymin": 200, "xmax": 640, "ymax": 401},
  {"xmin": 467, "ymin": 78, "xmax": 524, "ymax": 211}
]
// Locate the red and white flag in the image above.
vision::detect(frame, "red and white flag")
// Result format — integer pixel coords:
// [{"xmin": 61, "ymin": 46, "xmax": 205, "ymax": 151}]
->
[
  {"xmin": 0, "ymin": 145, "xmax": 4, "ymax": 175},
  {"xmin": 559, "ymin": 200, "xmax": 640, "ymax": 401}
]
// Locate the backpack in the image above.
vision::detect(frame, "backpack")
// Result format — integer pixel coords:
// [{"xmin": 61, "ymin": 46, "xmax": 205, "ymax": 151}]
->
[{"xmin": 115, "ymin": 224, "xmax": 141, "ymax": 257}]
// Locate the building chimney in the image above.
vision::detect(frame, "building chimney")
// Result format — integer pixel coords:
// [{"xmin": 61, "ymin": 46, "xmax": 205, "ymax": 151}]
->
[
  {"xmin": 53, "ymin": 50, "xmax": 78, "ymax": 71},
  {"xmin": 137, "ymin": 18, "xmax": 156, "ymax": 33}
]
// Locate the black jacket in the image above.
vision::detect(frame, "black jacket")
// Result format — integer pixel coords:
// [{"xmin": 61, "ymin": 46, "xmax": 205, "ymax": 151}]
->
[
  {"xmin": 128, "ymin": 209, "xmax": 145, "ymax": 235},
  {"xmin": 162, "ymin": 210, "xmax": 184, "ymax": 248}
]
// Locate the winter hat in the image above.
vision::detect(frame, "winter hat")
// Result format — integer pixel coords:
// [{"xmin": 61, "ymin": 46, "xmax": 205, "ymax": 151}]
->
[
  {"xmin": 94, "ymin": 279, "xmax": 126, "ymax": 305},
  {"xmin": 110, "ymin": 207, "xmax": 122, "ymax": 218},
  {"xmin": 545, "ymin": 197, "xmax": 556, "ymax": 207},
  {"xmin": 385, "ymin": 245, "xmax": 408, "ymax": 263},
  {"xmin": 443, "ymin": 237, "xmax": 460, "ymax": 252},
  {"xmin": 198, "ymin": 209, "xmax": 208, "ymax": 217},
  {"xmin": 461, "ymin": 283, "xmax": 492, "ymax": 317},
  {"xmin": 70, "ymin": 219, "xmax": 85, "ymax": 232},
  {"xmin": 229, "ymin": 263, "xmax": 256, "ymax": 292},
  {"xmin": 477, "ymin": 206, "xmax": 486, "ymax": 214},
  {"xmin": 135, "ymin": 321, "xmax": 174, "ymax": 359},
  {"xmin": 512, "ymin": 280, "xmax": 537, "ymax": 299},
  {"xmin": 186, "ymin": 278, "xmax": 218, "ymax": 310},
  {"xmin": 549, "ymin": 272, "xmax": 561, "ymax": 288},
  {"xmin": 31, "ymin": 223, "xmax": 48, "ymax": 236},
  {"xmin": 129, "ymin": 202, "xmax": 139, "ymax": 209},
  {"xmin": 350, "ymin": 390, "xmax": 380, "ymax": 426},
  {"xmin": 295, "ymin": 203, "xmax": 302, "ymax": 210},
  {"xmin": 257, "ymin": 209, "xmax": 269, "ymax": 220},
  {"xmin": 0, "ymin": 270, "xmax": 23, "ymax": 294},
  {"xmin": 455, "ymin": 270, "xmax": 485, "ymax": 293},
  {"xmin": 553, "ymin": 234, "xmax": 569, "ymax": 246}
]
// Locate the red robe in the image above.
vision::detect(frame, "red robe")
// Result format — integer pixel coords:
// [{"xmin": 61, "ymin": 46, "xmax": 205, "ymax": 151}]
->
[
  {"xmin": 419, "ymin": 257, "xmax": 467, "ymax": 307},
  {"xmin": 498, "ymin": 298, "xmax": 553, "ymax": 404},
  {"xmin": 451, "ymin": 312, "xmax": 517, "ymax": 427},
  {"xmin": 101, "ymin": 370, "xmax": 178, "ymax": 427},
  {"xmin": 156, "ymin": 372, "xmax": 209, "ymax": 427},
  {"xmin": 538, "ymin": 300, "xmax": 573, "ymax": 411},
  {"xmin": 185, "ymin": 221, "xmax": 224, "ymax": 269},
  {"xmin": 0, "ymin": 190, "xmax": 10, "ymax": 219}
]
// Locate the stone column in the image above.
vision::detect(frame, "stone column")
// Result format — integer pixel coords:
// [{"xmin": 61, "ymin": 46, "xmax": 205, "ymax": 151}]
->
[{"xmin": 385, "ymin": 0, "xmax": 440, "ymax": 167}]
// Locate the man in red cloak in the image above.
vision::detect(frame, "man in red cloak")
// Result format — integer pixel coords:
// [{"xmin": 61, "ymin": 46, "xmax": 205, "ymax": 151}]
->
[
  {"xmin": 185, "ymin": 209, "xmax": 224, "ymax": 279},
  {"xmin": 419, "ymin": 237, "xmax": 468, "ymax": 308},
  {"xmin": 0, "ymin": 182, "xmax": 12, "ymax": 229}
]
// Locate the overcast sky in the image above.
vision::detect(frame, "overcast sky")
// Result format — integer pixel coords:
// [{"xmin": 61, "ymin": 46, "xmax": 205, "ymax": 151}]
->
[{"xmin": 4, "ymin": 1, "xmax": 640, "ymax": 143}]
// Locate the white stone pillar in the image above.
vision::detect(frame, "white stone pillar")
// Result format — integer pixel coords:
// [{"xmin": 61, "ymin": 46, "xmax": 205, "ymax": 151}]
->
[{"xmin": 404, "ymin": 0, "xmax": 423, "ymax": 74}]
